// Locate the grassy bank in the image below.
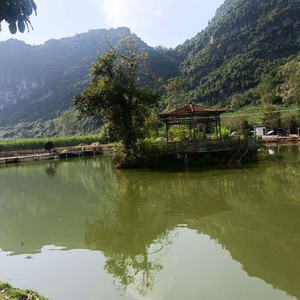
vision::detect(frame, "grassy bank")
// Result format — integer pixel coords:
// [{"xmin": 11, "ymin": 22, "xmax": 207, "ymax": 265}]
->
[
  {"xmin": 221, "ymin": 104, "xmax": 300, "ymax": 129},
  {"xmin": 0, "ymin": 282, "xmax": 47, "ymax": 300}
]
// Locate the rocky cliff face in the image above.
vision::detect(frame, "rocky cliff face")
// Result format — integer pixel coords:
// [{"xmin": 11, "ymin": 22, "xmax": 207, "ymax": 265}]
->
[
  {"xmin": 0, "ymin": 75, "xmax": 44, "ymax": 108},
  {"xmin": 0, "ymin": 27, "xmax": 179, "ymax": 126}
]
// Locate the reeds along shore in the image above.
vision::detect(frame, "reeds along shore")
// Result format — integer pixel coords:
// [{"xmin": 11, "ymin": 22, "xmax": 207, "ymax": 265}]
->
[{"xmin": 0, "ymin": 135, "xmax": 104, "ymax": 152}]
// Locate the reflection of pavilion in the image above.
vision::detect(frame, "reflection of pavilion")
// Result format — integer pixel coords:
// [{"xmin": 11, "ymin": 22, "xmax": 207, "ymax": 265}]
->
[{"xmin": 166, "ymin": 177, "xmax": 231, "ymax": 218}]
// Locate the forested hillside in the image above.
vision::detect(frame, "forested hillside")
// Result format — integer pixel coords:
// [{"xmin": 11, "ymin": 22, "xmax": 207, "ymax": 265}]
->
[
  {"xmin": 176, "ymin": 0, "xmax": 300, "ymax": 107},
  {"xmin": 0, "ymin": 27, "xmax": 179, "ymax": 127}
]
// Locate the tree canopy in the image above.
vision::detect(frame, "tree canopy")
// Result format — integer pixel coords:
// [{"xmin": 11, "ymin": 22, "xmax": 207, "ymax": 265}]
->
[
  {"xmin": 74, "ymin": 38, "xmax": 160, "ymax": 153},
  {"xmin": 161, "ymin": 76, "xmax": 189, "ymax": 110},
  {"xmin": 0, "ymin": 0, "xmax": 37, "ymax": 33}
]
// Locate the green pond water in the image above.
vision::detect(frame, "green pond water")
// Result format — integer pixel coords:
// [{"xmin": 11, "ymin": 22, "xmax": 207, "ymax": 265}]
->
[{"xmin": 0, "ymin": 145, "xmax": 300, "ymax": 300}]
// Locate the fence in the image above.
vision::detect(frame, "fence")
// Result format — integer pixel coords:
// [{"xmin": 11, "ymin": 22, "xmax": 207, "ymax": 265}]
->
[{"xmin": 137, "ymin": 139, "xmax": 259, "ymax": 156}]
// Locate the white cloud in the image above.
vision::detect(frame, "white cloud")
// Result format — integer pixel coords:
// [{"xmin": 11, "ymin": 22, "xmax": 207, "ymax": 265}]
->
[
  {"xmin": 88, "ymin": 0, "xmax": 224, "ymax": 47},
  {"xmin": 155, "ymin": 9, "xmax": 164, "ymax": 17},
  {"xmin": 99, "ymin": 0, "xmax": 163, "ymax": 30}
]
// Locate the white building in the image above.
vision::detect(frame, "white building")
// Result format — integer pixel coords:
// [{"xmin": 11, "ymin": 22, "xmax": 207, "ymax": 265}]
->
[{"xmin": 255, "ymin": 126, "xmax": 267, "ymax": 136}]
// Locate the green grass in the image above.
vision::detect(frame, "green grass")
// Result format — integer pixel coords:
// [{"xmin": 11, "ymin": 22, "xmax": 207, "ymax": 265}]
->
[
  {"xmin": 0, "ymin": 282, "xmax": 47, "ymax": 300},
  {"xmin": 0, "ymin": 134, "xmax": 105, "ymax": 152},
  {"xmin": 221, "ymin": 104, "xmax": 300, "ymax": 128}
]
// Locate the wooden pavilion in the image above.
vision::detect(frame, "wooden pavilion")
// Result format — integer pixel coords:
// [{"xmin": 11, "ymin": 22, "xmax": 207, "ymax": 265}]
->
[{"xmin": 159, "ymin": 103, "xmax": 227, "ymax": 142}]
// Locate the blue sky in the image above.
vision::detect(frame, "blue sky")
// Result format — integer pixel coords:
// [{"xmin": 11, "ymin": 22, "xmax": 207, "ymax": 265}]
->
[{"xmin": 0, "ymin": 0, "xmax": 224, "ymax": 48}]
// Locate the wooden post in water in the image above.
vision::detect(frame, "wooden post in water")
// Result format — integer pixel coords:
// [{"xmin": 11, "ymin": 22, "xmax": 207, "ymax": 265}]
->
[{"xmin": 185, "ymin": 153, "xmax": 188, "ymax": 171}]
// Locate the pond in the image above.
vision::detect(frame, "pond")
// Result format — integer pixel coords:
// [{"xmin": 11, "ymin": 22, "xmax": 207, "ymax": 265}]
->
[{"xmin": 0, "ymin": 145, "xmax": 300, "ymax": 300}]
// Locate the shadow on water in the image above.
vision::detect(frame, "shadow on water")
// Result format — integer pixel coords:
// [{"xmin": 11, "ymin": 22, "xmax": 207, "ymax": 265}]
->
[{"xmin": 0, "ymin": 146, "xmax": 300, "ymax": 298}]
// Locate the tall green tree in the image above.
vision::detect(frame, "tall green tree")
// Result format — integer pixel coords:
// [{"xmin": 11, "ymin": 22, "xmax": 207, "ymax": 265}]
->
[
  {"xmin": 281, "ymin": 55, "xmax": 300, "ymax": 106},
  {"xmin": 74, "ymin": 39, "xmax": 160, "ymax": 154},
  {"xmin": 263, "ymin": 105, "xmax": 282, "ymax": 131},
  {"xmin": 162, "ymin": 76, "xmax": 189, "ymax": 109},
  {"xmin": 280, "ymin": 56, "xmax": 300, "ymax": 125},
  {"xmin": 257, "ymin": 74, "xmax": 277, "ymax": 104},
  {"xmin": 0, "ymin": 0, "xmax": 37, "ymax": 33}
]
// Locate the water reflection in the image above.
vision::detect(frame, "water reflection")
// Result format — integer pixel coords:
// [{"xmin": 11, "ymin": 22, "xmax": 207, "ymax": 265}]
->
[
  {"xmin": 83, "ymin": 160, "xmax": 234, "ymax": 294},
  {"xmin": 84, "ymin": 148, "xmax": 300, "ymax": 298},
  {"xmin": 45, "ymin": 163, "xmax": 58, "ymax": 177},
  {"xmin": 85, "ymin": 217, "xmax": 168, "ymax": 295},
  {"xmin": 0, "ymin": 147, "xmax": 300, "ymax": 299}
]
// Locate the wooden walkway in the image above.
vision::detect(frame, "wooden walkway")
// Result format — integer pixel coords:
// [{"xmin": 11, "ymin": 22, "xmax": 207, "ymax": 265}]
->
[
  {"xmin": 0, "ymin": 148, "xmax": 102, "ymax": 165},
  {"xmin": 0, "ymin": 153, "xmax": 56, "ymax": 164}
]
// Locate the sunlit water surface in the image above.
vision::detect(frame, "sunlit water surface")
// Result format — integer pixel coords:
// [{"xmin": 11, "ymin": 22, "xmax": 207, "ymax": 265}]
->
[{"xmin": 0, "ymin": 145, "xmax": 300, "ymax": 300}]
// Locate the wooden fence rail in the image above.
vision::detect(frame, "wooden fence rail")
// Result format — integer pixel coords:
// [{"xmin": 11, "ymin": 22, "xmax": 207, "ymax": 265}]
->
[{"xmin": 137, "ymin": 139, "xmax": 260, "ymax": 156}]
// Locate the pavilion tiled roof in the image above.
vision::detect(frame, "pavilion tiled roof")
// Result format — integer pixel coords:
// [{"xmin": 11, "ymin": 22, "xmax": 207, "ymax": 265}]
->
[{"xmin": 159, "ymin": 103, "xmax": 227, "ymax": 118}]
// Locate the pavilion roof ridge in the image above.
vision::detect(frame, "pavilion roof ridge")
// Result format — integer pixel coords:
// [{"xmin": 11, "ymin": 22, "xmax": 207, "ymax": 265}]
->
[
  {"xmin": 189, "ymin": 103, "xmax": 195, "ymax": 113},
  {"xmin": 159, "ymin": 103, "xmax": 226, "ymax": 118}
]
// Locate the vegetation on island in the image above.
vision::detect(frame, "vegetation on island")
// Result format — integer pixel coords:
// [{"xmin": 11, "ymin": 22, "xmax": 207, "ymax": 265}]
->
[{"xmin": 74, "ymin": 38, "xmax": 160, "ymax": 165}]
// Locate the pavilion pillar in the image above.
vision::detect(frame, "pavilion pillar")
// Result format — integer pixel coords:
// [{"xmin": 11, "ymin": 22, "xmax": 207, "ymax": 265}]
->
[
  {"xmin": 214, "ymin": 116, "xmax": 222, "ymax": 140},
  {"xmin": 204, "ymin": 123, "xmax": 207, "ymax": 140},
  {"xmin": 166, "ymin": 122, "xmax": 170, "ymax": 142},
  {"xmin": 215, "ymin": 118, "xmax": 219, "ymax": 139},
  {"xmin": 218, "ymin": 117, "xmax": 222, "ymax": 139}
]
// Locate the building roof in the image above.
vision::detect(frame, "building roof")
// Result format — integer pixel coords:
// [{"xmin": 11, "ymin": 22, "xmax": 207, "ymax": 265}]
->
[{"xmin": 159, "ymin": 103, "xmax": 227, "ymax": 118}]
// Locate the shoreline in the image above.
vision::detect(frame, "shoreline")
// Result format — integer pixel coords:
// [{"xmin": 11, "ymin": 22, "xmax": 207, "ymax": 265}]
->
[
  {"xmin": 260, "ymin": 134, "xmax": 300, "ymax": 144},
  {"xmin": 0, "ymin": 139, "xmax": 298, "ymax": 168},
  {"xmin": 0, "ymin": 143, "xmax": 116, "ymax": 166}
]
